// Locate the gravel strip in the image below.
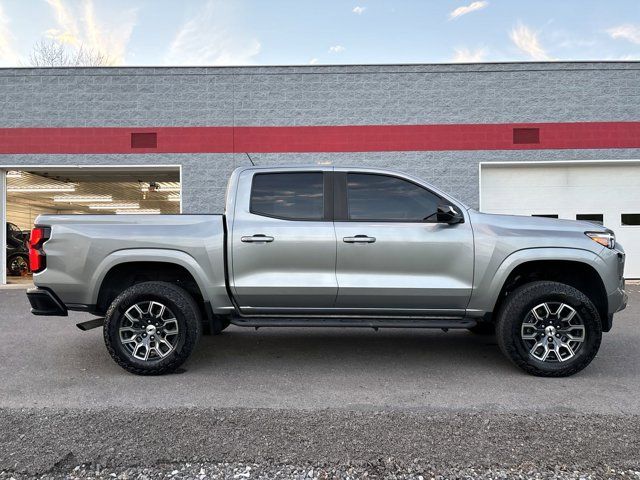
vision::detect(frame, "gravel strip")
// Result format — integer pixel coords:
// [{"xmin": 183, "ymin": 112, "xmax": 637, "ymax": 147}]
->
[
  {"xmin": 1, "ymin": 408, "xmax": 639, "ymax": 476},
  {"xmin": 2, "ymin": 462, "xmax": 640, "ymax": 480}
]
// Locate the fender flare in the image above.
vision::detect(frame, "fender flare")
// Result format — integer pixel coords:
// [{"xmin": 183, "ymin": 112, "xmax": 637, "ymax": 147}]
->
[
  {"xmin": 472, "ymin": 247, "xmax": 606, "ymax": 314},
  {"xmin": 88, "ymin": 248, "xmax": 214, "ymax": 306}
]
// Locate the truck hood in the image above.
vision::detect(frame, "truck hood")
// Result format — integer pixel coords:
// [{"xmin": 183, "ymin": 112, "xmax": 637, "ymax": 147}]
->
[{"xmin": 468, "ymin": 210, "xmax": 614, "ymax": 234}]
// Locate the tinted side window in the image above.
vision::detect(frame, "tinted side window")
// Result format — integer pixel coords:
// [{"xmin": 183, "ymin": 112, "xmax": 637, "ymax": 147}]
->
[
  {"xmin": 347, "ymin": 173, "xmax": 441, "ymax": 221},
  {"xmin": 251, "ymin": 172, "xmax": 324, "ymax": 220}
]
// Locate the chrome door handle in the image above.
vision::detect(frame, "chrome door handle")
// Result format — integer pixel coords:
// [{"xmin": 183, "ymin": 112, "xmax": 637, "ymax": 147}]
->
[
  {"xmin": 241, "ymin": 234, "xmax": 274, "ymax": 243},
  {"xmin": 343, "ymin": 235, "xmax": 376, "ymax": 243}
]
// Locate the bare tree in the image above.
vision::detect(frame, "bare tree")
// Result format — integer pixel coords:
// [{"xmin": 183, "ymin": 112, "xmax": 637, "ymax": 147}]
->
[{"xmin": 28, "ymin": 40, "xmax": 114, "ymax": 67}]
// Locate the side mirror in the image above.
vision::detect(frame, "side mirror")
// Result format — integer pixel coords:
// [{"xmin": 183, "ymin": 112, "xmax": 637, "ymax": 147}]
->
[{"xmin": 436, "ymin": 204, "xmax": 464, "ymax": 224}]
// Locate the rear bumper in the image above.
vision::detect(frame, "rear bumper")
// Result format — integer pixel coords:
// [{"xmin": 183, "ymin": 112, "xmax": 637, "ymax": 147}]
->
[{"xmin": 26, "ymin": 288, "xmax": 68, "ymax": 316}]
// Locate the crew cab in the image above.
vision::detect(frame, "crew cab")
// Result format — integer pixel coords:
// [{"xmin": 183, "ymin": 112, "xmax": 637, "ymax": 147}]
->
[{"xmin": 27, "ymin": 166, "xmax": 627, "ymax": 376}]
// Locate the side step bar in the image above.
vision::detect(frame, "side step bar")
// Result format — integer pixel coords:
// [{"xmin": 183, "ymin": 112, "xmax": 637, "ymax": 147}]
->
[
  {"xmin": 76, "ymin": 318, "xmax": 105, "ymax": 331},
  {"xmin": 230, "ymin": 316, "xmax": 477, "ymax": 329}
]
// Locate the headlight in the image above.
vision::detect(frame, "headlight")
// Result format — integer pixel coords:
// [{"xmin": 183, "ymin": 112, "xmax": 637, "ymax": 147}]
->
[{"xmin": 585, "ymin": 232, "xmax": 616, "ymax": 249}]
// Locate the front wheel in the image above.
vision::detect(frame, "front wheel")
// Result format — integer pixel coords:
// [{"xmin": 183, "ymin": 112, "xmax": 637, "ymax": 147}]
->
[
  {"xmin": 496, "ymin": 281, "xmax": 602, "ymax": 377},
  {"xmin": 104, "ymin": 281, "xmax": 201, "ymax": 375}
]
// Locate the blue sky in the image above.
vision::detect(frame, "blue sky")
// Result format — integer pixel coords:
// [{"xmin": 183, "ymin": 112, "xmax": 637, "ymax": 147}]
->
[{"xmin": 0, "ymin": 0, "xmax": 639, "ymax": 67}]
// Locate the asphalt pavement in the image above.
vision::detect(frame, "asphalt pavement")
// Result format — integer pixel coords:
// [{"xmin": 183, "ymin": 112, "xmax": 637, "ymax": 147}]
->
[{"xmin": 1, "ymin": 285, "xmax": 639, "ymax": 477}]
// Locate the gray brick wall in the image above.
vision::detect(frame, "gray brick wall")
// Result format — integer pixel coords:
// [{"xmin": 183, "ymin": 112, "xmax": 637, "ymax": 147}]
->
[
  {"xmin": 2, "ymin": 148, "xmax": 640, "ymax": 211},
  {"xmin": 1, "ymin": 62, "xmax": 639, "ymax": 210},
  {"xmin": 1, "ymin": 62, "xmax": 639, "ymax": 127}
]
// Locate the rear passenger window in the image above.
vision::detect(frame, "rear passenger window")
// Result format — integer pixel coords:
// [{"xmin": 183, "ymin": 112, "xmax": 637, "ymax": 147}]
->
[{"xmin": 251, "ymin": 172, "xmax": 324, "ymax": 220}]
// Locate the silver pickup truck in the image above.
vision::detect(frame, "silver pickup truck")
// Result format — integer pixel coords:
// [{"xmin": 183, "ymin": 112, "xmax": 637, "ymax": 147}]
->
[{"xmin": 27, "ymin": 166, "xmax": 627, "ymax": 377}]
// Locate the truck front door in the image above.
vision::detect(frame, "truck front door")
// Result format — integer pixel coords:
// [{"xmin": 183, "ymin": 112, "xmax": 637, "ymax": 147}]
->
[
  {"xmin": 230, "ymin": 169, "xmax": 337, "ymax": 313},
  {"xmin": 333, "ymin": 172, "xmax": 474, "ymax": 315}
]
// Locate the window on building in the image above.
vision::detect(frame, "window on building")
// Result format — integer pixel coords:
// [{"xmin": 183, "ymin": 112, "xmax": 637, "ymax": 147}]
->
[
  {"xmin": 532, "ymin": 214, "xmax": 559, "ymax": 219},
  {"xmin": 621, "ymin": 213, "xmax": 640, "ymax": 226},
  {"xmin": 347, "ymin": 173, "xmax": 441, "ymax": 221},
  {"xmin": 250, "ymin": 172, "xmax": 324, "ymax": 220},
  {"xmin": 576, "ymin": 214, "xmax": 603, "ymax": 225}
]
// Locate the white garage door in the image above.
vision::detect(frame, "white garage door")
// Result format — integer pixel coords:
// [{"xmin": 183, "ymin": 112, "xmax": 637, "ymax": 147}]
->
[{"xmin": 480, "ymin": 162, "xmax": 640, "ymax": 278}]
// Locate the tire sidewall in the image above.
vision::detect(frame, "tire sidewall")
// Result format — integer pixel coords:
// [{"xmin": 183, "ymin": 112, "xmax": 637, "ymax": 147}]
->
[
  {"xmin": 104, "ymin": 283, "xmax": 200, "ymax": 374},
  {"xmin": 499, "ymin": 282, "xmax": 602, "ymax": 376}
]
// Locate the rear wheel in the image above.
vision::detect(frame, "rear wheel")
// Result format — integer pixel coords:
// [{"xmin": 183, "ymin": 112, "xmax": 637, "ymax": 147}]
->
[
  {"xmin": 496, "ymin": 281, "xmax": 602, "ymax": 377},
  {"xmin": 104, "ymin": 281, "xmax": 201, "ymax": 375}
]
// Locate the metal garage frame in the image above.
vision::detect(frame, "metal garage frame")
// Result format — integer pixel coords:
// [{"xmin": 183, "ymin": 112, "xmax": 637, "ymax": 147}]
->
[{"xmin": 0, "ymin": 164, "xmax": 182, "ymax": 285}]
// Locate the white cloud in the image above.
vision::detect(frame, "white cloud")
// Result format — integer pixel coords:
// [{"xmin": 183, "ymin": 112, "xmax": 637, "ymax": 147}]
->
[
  {"xmin": 43, "ymin": 0, "xmax": 137, "ymax": 64},
  {"xmin": 607, "ymin": 24, "xmax": 640, "ymax": 44},
  {"xmin": 509, "ymin": 23, "xmax": 553, "ymax": 60},
  {"xmin": 451, "ymin": 47, "xmax": 487, "ymax": 63},
  {"xmin": 0, "ymin": 2, "xmax": 19, "ymax": 65},
  {"xmin": 165, "ymin": 0, "xmax": 261, "ymax": 66},
  {"xmin": 352, "ymin": 6, "xmax": 366, "ymax": 15},
  {"xmin": 328, "ymin": 45, "xmax": 345, "ymax": 53},
  {"xmin": 449, "ymin": 1, "xmax": 488, "ymax": 20},
  {"xmin": 309, "ymin": 58, "xmax": 319, "ymax": 65}
]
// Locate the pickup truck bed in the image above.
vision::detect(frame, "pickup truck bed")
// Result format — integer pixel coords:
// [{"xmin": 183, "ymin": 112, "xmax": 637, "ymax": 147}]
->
[{"xmin": 29, "ymin": 214, "xmax": 231, "ymax": 315}]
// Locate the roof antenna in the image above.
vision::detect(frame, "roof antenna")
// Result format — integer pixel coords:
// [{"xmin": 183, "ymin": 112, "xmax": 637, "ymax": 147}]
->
[{"xmin": 245, "ymin": 152, "xmax": 256, "ymax": 166}]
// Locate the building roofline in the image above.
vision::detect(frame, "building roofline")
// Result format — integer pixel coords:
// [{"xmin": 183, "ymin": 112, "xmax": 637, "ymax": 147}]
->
[{"xmin": 0, "ymin": 59, "xmax": 638, "ymax": 72}]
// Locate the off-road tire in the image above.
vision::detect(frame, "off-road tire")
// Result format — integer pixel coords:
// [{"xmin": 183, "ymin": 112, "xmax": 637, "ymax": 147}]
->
[
  {"xmin": 467, "ymin": 322, "xmax": 495, "ymax": 335},
  {"xmin": 104, "ymin": 281, "xmax": 201, "ymax": 375},
  {"xmin": 496, "ymin": 281, "xmax": 602, "ymax": 377}
]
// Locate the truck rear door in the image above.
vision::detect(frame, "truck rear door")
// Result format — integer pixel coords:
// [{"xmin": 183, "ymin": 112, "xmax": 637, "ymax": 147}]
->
[{"xmin": 229, "ymin": 169, "xmax": 337, "ymax": 313}]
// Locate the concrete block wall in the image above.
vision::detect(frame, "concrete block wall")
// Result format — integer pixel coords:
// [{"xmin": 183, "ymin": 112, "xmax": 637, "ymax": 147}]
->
[{"xmin": 1, "ymin": 62, "xmax": 639, "ymax": 212}]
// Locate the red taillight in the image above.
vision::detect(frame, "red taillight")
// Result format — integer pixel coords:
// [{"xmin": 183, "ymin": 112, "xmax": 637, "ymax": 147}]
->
[{"xmin": 28, "ymin": 227, "xmax": 49, "ymax": 273}]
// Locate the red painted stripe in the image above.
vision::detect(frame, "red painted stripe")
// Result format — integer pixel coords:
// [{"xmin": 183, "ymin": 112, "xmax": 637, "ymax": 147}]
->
[{"xmin": 0, "ymin": 122, "xmax": 639, "ymax": 154}]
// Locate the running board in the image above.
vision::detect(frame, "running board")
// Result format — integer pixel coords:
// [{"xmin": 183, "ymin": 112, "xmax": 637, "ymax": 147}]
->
[
  {"xmin": 76, "ymin": 318, "xmax": 105, "ymax": 331},
  {"xmin": 230, "ymin": 316, "xmax": 476, "ymax": 329}
]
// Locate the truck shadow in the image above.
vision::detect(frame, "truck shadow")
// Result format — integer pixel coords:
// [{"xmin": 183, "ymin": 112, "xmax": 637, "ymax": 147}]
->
[{"xmin": 188, "ymin": 326, "xmax": 511, "ymax": 374}]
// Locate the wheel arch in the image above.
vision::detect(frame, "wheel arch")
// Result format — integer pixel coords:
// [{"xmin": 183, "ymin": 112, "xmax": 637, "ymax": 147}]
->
[
  {"xmin": 489, "ymin": 253, "xmax": 609, "ymax": 331},
  {"xmin": 92, "ymin": 249, "xmax": 212, "ymax": 315}
]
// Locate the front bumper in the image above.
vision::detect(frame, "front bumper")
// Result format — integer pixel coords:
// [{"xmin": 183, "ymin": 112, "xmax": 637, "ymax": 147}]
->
[
  {"xmin": 608, "ymin": 277, "xmax": 628, "ymax": 315},
  {"xmin": 26, "ymin": 288, "xmax": 68, "ymax": 316}
]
